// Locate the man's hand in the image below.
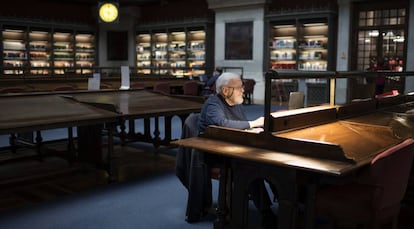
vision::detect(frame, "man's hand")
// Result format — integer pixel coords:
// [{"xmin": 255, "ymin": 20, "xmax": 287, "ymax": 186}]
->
[{"xmin": 249, "ymin": 116, "xmax": 264, "ymax": 128}]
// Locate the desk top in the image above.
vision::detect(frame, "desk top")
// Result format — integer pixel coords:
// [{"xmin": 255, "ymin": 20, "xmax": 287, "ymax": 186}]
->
[
  {"xmin": 68, "ymin": 90, "xmax": 203, "ymax": 118},
  {"xmin": 173, "ymin": 102, "xmax": 414, "ymax": 177},
  {"xmin": 0, "ymin": 94, "xmax": 119, "ymax": 134},
  {"xmin": 175, "ymin": 136, "xmax": 364, "ymax": 176},
  {"xmin": 0, "ymin": 90, "xmax": 203, "ymax": 135},
  {"xmin": 340, "ymin": 101, "xmax": 414, "ymax": 139}
]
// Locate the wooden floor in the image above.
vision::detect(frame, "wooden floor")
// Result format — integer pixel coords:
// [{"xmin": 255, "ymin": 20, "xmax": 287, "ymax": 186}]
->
[{"xmin": 0, "ymin": 141, "xmax": 413, "ymax": 228}]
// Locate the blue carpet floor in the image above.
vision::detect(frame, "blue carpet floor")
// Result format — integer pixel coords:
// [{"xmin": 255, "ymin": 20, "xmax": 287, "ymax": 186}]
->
[{"xmin": 0, "ymin": 174, "xmax": 219, "ymax": 229}]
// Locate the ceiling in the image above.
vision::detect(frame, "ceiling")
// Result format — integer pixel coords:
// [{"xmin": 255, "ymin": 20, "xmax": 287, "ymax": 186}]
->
[{"xmin": 57, "ymin": 0, "xmax": 164, "ymax": 7}]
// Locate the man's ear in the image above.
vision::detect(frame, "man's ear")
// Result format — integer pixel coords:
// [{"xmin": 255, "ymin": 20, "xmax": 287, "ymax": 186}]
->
[{"xmin": 221, "ymin": 87, "xmax": 228, "ymax": 96}]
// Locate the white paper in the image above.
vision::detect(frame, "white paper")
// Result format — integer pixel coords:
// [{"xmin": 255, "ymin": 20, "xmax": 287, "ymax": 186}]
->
[
  {"xmin": 93, "ymin": 73, "xmax": 101, "ymax": 80},
  {"xmin": 88, "ymin": 77, "xmax": 100, "ymax": 90},
  {"xmin": 120, "ymin": 66, "xmax": 130, "ymax": 90}
]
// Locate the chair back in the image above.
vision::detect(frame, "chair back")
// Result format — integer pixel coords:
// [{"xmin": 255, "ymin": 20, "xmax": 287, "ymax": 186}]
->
[
  {"xmin": 183, "ymin": 81, "xmax": 199, "ymax": 96},
  {"xmin": 288, "ymin": 91, "xmax": 305, "ymax": 109},
  {"xmin": 181, "ymin": 113, "xmax": 200, "ymax": 139},
  {"xmin": 153, "ymin": 82, "xmax": 170, "ymax": 94},
  {"xmin": 0, "ymin": 87, "xmax": 26, "ymax": 93},
  {"xmin": 360, "ymin": 138, "xmax": 414, "ymax": 210},
  {"xmin": 176, "ymin": 113, "xmax": 200, "ymax": 188},
  {"xmin": 130, "ymin": 82, "xmax": 146, "ymax": 89},
  {"xmin": 243, "ymin": 79, "xmax": 256, "ymax": 94},
  {"xmin": 100, "ymin": 83, "xmax": 112, "ymax": 89},
  {"xmin": 53, "ymin": 86, "xmax": 76, "ymax": 91}
]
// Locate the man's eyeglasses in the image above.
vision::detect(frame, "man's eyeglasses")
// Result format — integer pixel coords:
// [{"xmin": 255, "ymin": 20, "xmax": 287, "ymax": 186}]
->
[{"xmin": 226, "ymin": 85, "xmax": 244, "ymax": 90}]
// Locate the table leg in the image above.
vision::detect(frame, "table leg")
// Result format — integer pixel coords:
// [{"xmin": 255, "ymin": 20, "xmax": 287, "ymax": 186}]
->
[
  {"xmin": 164, "ymin": 115, "xmax": 172, "ymax": 143},
  {"xmin": 67, "ymin": 127, "xmax": 76, "ymax": 162},
  {"xmin": 35, "ymin": 131, "xmax": 43, "ymax": 160},
  {"xmin": 214, "ymin": 158, "xmax": 230, "ymax": 229},
  {"xmin": 9, "ymin": 134, "xmax": 17, "ymax": 154},
  {"xmin": 304, "ymin": 181, "xmax": 317, "ymax": 229},
  {"xmin": 106, "ymin": 123, "xmax": 115, "ymax": 181},
  {"xmin": 153, "ymin": 116, "xmax": 161, "ymax": 148}
]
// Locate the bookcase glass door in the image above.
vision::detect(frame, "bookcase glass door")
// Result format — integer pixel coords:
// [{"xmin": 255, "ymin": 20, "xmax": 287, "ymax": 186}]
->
[
  {"xmin": 187, "ymin": 28, "xmax": 206, "ymax": 77},
  {"xmin": 136, "ymin": 32, "xmax": 151, "ymax": 74},
  {"xmin": 152, "ymin": 31, "xmax": 168, "ymax": 75},
  {"xmin": 269, "ymin": 21, "xmax": 297, "ymax": 70},
  {"xmin": 297, "ymin": 20, "xmax": 328, "ymax": 71},
  {"xmin": 29, "ymin": 29, "xmax": 51, "ymax": 75},
  {"xmin": 3, "ymin": 26, "xmax": 28, "ymax": 75},
  {"xmin": 53, "ymin": 31, "xmax": 74, "ymax": 75}
]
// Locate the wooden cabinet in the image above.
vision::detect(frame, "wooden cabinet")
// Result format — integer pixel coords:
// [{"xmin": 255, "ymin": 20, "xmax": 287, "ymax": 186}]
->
[
  {"xmin": 135, "ymin": 20, "xmax": 213, "ymax": 78},
  {"xmin": 0, "ymin": 20, "xmax": 96, "ymax": 76}
]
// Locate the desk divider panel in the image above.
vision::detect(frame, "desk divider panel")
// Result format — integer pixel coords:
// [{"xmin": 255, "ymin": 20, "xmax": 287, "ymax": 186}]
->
[
  {"xmin": 201, "ymin": 126, "xmax": 353, "ymax": 163},
  {"xmin": 337, "ymin": 99, "xmax": 377, "ymax": 119},
  {"xmin": 271, "ymin": 106, "xmax": 337, "ymax": 132},
  {"xmin": 377, "ymin": 94, "xmax": 406, "ymax": 108}
]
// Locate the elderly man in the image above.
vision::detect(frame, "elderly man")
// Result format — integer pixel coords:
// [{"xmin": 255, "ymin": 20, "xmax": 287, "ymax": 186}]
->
[
  {"xmin": 198, "ymin": 72, "xmax": 276, "ymax": 229},
  {"xmin": 198, "ymin": 72, "xmax": 263, "ymax": 131}
]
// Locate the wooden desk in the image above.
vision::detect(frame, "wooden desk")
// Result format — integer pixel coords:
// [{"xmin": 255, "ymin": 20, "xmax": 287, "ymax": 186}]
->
[
  {"xmin": 0, "ymin": 94, "xmax": 119, "ymax": 172},
  {"xmin": 173, "ymin": 103, "xmax": 411, "ymax": 229},
  {"xmin": 0, "ymin": 94, "xmax": 118, "ymax": 134},
  {"xmin": 68, "ymin": 90, "xmax": 203, "ymax": 147},
  {"xmin": 0, "ymin": 90, "xmax": 202, "ymax": 179}
]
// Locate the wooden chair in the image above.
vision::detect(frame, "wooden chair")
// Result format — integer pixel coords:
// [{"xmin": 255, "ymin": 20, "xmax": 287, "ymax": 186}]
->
[
  {"xmin": 53, "ymin": 85, "xmax": 76, "ymax": 91},
  {"xmin": 130, "ymin": 82, "xmax": 146, "ymax": 90},
  {"xmin": 100, "ymin": 83, "xmax": 112, "ymax": 89},
  {"xmin": 0, "ymin": 87, "xmax": 26, "ymax": 93},
  {"xmin": 315, "ymin": 138, "xmax": 414, "ymax": 229},
  {"xmin": 288, "ymin": 91, "xmax": 305, "ymax": 109},
  {"xmin": 153, "ymin": 82, "xmax": 170, "ymax": 95},
  {"xmin": 243, "ymin": 78, "xmax": 256, "ymax": 104},
  {"xmin": 175, "ymin": 113, "xmax": 220, "ymax": 222},
  {"xmin": 183, "ymin": 81, "xmax": 199, "ymax": 96}
]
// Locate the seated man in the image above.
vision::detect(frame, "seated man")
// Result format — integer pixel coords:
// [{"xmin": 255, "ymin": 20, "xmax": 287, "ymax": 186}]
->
[
  {"xmin": 198, "ymin": 72, "xmax": 277, "ymax": 228},
  {"xmin": 200, "ymin": 67, "xmax": 223, "ymax": 96}
]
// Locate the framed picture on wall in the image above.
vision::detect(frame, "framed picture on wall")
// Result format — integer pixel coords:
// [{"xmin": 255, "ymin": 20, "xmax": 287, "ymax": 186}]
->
[
  {"xmin": 107, "ymin": 31, "xmax": 128, "ymax": 61},
  {"xmin": 225, "ymin": 21, "xmax": 253, "ymax": 60}
]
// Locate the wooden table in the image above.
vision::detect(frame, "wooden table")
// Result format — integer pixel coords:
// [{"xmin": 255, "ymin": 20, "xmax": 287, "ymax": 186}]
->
[
  {"xmin": 0, "ymin": 90, "xmax": 203, "ymax": 178},
  {"xmin": 0, "ymin": 94, "xmax": 119, "ymax": 171},
  {"xmin": 173, "ymin": 102, "xmax": 413, "ymax": 229},
  {"xmin": 68, "ymin": 90, "xmax": 203, "ymax": 147},
  {"xmin": 0, "ymin": 94, "xmax": 118, "ymax": 134}
]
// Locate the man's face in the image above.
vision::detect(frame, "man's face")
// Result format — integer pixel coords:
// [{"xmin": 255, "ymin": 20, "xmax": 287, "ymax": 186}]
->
[{"xmin": 222, "ymin": 78, "xmax": 244, "ymax": 105}]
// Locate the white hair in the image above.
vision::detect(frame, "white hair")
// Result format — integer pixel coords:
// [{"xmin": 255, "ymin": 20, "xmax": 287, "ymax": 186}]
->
[{"xmin": 215, "ymin": 72, "xmax": 241, "ymax": 94}]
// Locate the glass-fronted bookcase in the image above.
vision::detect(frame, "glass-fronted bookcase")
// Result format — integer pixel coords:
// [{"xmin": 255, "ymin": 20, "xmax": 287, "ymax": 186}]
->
[
  {"xmin": 265, "ymin": 10, "xmax": 337, "ymax": 105},
  {"xmin": 0, "ymin": 19, "xmax": 96, "ymax": 76},
  {"xmin": 135, "ymin": 19, "xmax": 213, "ymax": 78},
  {"xmin": 266, "ymin": 11, "xmax": 337, "ymax": 71}
]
